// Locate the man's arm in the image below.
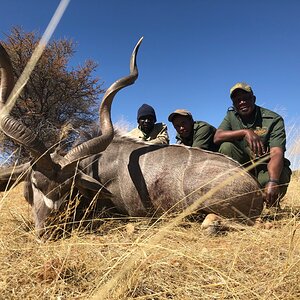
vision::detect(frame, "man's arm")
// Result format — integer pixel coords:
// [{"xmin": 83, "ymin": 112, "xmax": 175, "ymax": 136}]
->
[
  {"xmin": 264, "ymin": 146, "xmax": 284, "ymax": 207},
  {"xmin": 214, "ymin": 128, "xmax": 247, "ymax": 144},
  {"xmin": 267, "ymin": 147, "xmax": 284, "ymax": 180},
  {"xmin": 214, "ymin": 129, "xmax": 265, "ymax": 156}
]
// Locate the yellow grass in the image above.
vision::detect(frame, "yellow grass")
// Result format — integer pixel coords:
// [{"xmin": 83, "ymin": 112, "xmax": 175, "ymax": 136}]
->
[{"xmin": 0, "ymin": 173, "xmax": 299, "ymax": 300}]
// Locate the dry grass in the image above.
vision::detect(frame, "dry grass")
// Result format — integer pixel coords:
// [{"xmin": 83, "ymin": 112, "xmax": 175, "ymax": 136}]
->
[{"xmin": 0, "ymin": 173, "xmax": 299, "ymax": 300}]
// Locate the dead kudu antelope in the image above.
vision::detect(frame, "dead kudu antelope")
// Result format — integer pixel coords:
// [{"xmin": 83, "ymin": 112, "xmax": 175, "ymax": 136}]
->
[{"xmin": 0, "ymin": 39, "xmax": 264, "ymax": 236}]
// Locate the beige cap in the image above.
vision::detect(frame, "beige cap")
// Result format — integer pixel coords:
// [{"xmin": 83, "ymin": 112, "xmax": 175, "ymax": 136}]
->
[
  {"xmin": 230, "ymin": 82, "xmax": 253, "ymax": 98},
  {"xmin": 168, "ymin": 109, "xmax": 193, "ymax": 122}
]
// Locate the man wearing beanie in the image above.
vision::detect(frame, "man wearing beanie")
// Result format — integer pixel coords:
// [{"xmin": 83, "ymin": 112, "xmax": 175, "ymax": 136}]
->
[
  {"xmin": 126, "ymin": 103, "xmax": 169, "ymax": 144},
  {"xmin": 214, "ymin": 82, "xmax": 291, "ymax": 208},
  {"xmin": 168, "ymin": 109, "xmax": 218, "ymax": 151}
]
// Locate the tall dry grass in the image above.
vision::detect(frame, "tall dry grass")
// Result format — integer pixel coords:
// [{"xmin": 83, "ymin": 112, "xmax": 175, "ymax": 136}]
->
[{"xmin": 0, "ymin": 171, "xmax": 299, "ymax": 300}]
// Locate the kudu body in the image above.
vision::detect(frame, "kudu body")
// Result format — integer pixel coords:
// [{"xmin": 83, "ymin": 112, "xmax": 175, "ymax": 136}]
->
[{"xmin": 0, "ymin": 39, "xmax": 264, "ymax": 235}]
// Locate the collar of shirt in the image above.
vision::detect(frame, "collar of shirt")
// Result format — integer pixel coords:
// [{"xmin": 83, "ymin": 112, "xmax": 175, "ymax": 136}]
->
[{"xmin": 234, "ymin": 105, "xmax": 259, "ymax": 129}]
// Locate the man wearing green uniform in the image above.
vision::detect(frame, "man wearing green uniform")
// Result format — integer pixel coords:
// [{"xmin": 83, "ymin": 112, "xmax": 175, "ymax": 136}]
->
[
  {"xmin": 168, "ymin": 109, "xmax": 218, "ymax": 152},
  {"xmin": 214, "ymin": 82, "xmax": 291, "ymax": 208}
]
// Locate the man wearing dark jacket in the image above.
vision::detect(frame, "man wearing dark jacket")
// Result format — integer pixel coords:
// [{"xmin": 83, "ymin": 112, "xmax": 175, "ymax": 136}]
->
[{"xmin": 127, "ymin": 103, "xmax": 169, "ymax": 144}]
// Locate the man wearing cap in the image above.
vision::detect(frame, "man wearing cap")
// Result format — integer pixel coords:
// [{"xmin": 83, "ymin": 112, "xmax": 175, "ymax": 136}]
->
[
  {"xmin": 126, "ymin": 103, "xmax": 169, "ymax": 144},
  {"xmin": 168, "ymin": 109, "xmax": 218, "ymax": 151},
  {"xmin": 214, "ymin": 82, "xmax": 291, "ymax": 208}
]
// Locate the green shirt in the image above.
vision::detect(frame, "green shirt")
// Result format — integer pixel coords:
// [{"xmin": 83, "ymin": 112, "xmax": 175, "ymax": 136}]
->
[
  {"xmin": 218, "ymin": 106, "xmax": 287, "ymax": 152},
  {"xmin": 176, "ymin": 121, "xmax": 218, "ymax": 152}
]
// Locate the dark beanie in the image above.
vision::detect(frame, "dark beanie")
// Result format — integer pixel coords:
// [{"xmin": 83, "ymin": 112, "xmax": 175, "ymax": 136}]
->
[{"xmin": 137, "ymin": 104, "xmax": 157, "ymax": 122}]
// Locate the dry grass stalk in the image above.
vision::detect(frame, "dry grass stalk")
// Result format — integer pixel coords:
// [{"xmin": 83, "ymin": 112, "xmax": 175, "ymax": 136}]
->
[{"xmin": 0, "ymin": 172, "xmax": 299, "ymax": 299}]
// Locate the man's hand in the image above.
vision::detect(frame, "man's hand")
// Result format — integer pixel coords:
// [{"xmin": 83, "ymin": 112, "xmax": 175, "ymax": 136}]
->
[
  {"xmin": 264, "ymin": 181, "xmax": 280, "ymax": 208},
  {"xmin": 244, "ymin": 129, "xmax": 265, "ymax": 157}
]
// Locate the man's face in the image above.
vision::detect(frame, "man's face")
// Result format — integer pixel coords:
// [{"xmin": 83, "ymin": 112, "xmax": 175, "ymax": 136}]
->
[
  {"xmin": 138, "ymin": 115, "xmax": 155, "ymax": 134},
  {"xmin": 172, "ymin": 115, "xmax": 193, "ymax": 138},
  {"xmin": 231, "ymin": 90, "xmax": 256, "ymax": 118}
]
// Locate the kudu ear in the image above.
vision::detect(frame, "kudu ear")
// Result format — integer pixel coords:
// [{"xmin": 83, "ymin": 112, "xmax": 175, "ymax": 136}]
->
[
  {"xmin": 75, "ymin": 172, "xmax": 111, "ymax": 197},
  {"xmin": 0, "ymin": 162, "xmax": 31, "ymax": 191}
]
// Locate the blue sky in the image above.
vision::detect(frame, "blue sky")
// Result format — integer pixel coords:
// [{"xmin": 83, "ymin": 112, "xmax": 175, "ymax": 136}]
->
[{"xmin": 0, "ymin": 0, "xmax": 299, "ymax": 169}]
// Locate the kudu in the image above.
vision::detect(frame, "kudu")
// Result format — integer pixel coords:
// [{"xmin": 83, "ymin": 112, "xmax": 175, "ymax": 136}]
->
[{"xmin": 0, "ymin": 38, "xmax": 264, "ymax": 236}]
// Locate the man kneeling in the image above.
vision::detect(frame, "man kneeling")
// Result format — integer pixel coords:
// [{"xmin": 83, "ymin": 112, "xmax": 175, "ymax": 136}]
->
[{"xmin": 214, "ymin": 82, "xmax": 292, "ymax": 208}]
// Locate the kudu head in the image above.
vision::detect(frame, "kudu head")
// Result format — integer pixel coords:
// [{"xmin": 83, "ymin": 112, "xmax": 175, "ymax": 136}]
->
[{"xmin": 0, "ymin": 38, "xmax": 143, "ymax": 233}]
